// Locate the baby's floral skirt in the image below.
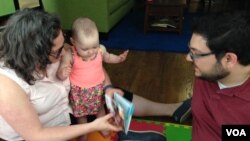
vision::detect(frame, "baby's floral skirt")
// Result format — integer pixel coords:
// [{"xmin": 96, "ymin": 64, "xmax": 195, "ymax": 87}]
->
[{"xmin": 69, "ymin": 83, "xmax": 104, "ymax": 117}]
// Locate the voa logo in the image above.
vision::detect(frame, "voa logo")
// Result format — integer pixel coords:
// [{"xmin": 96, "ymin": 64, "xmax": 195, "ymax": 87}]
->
[{"xmin": 226, "ymin": 129, "xmax": 246, "ymax": 136}]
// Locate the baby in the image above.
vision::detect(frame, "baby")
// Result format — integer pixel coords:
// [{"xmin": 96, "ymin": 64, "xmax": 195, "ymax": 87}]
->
[{"xmin": 56, "ymin": 17, "xmax": 128, "ymax": 141}]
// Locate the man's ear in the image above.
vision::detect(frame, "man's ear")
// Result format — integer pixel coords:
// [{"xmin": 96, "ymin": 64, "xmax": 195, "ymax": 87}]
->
[{"xmin": 224, "ymin": 52, "xmax": 238, "ymax": 68}]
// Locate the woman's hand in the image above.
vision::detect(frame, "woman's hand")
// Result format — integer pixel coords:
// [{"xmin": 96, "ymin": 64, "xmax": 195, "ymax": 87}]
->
[{"xmin": 92, "ymin": 113, "xmax": 123, "ymax": 132}]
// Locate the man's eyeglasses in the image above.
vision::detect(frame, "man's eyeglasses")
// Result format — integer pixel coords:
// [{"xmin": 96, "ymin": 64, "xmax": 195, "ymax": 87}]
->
[
  {"xmin": 188, "ymin": 51, "xmax": 214, "ymax": 60},
  {"xmin": 50, "ymin": 45, "xmax": 64, "ymax": 59}
]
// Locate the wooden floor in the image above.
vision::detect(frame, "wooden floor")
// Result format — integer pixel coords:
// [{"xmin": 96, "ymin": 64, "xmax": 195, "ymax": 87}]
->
[
  {"xmin": 69, "ymin": 50, "xmax": 194, "ymax": 141},
  {"xmin": 105, "ymin": 49, "xmax": 194, "ymax": 104}
]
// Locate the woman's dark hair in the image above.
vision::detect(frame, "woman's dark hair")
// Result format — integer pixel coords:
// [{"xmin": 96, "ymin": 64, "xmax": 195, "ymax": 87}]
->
[
  {"xmin": 0, "ymin": 9, "xmax": 61, "ymax": 84},
  {"xmin": 192, "ymin": 11, "xmax": 250, "ymax": 65}
]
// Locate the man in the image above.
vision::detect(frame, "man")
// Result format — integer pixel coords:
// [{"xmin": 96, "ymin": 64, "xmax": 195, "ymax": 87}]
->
[{"xmin": 187, "ymin": 11, "xmax": 250, "ymax": 141}]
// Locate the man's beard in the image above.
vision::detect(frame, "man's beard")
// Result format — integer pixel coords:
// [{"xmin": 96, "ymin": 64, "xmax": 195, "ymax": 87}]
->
[{"xmin": 198, "ymin": 61, "xmax": 230, "ymax": 81}]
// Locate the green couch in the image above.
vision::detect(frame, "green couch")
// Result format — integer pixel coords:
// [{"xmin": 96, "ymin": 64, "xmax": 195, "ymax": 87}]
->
[
  {"xmin": 0, "ymin": 0, "xmax": 15, "ymax": 17},
  {"xmin": 41, "ymin": 0, "xmax": 134, "ymax": 33}
]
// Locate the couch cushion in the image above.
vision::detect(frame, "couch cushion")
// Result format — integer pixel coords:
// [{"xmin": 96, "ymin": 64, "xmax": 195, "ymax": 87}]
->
[{"xmin": 108, "ymin": 0, "xmax": 130, "ymax": 15}]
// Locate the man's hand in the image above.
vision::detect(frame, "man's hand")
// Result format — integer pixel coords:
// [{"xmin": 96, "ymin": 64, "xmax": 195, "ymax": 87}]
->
[{"xmin": 105, "ymin": 87, "xmax": 124, "ymax": 98}]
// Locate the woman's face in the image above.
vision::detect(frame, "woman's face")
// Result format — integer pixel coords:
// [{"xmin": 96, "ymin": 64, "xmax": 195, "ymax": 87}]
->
[{"xmin": 49, "ymin": 30, "xmax": 65, "ymax": 63}]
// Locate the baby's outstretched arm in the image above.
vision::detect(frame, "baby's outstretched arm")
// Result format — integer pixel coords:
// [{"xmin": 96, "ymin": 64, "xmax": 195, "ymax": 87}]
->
[{"xmin": 101, "ymin": 45, "xmax": 129, "ymax": 63}]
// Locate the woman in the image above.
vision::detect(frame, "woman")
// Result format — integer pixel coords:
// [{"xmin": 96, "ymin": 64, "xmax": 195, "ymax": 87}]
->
[{"xmin": 0, "ymin": 9, "xmax": 121, "ymax": 141}]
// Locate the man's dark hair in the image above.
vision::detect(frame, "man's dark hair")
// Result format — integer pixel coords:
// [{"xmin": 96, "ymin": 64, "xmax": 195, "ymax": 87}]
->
[
  {"xmin": 0, "ymin": 9, "xmax": 61, "ymax": 84},
  {"xmin": 192, "ymin": 11, "xmax": 250, "ymax": 65}
]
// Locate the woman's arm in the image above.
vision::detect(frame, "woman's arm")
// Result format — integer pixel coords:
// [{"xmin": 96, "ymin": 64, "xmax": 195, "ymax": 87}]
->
[{"xmin": 0, "ymin": 74, "xmax": 120, "ymax": 141}]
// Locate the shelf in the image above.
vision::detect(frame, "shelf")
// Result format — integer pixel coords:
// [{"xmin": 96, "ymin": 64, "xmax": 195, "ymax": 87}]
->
[{"xmin": 144, "ymin": 0, "xmax": 186, "ymax": 34}]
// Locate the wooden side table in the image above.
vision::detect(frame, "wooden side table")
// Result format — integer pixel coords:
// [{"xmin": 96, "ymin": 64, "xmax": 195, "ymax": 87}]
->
[{"xmin": 144, "ymin": 0, "xmax": 186, "ymax": 34}]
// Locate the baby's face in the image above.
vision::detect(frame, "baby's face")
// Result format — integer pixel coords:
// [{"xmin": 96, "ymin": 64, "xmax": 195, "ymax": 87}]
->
[{"xmin": 74, "ymin": 36, "xmax": 99, "ymax": 61}]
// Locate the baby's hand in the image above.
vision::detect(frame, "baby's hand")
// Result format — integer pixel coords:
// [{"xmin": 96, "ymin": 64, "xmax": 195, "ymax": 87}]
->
[
  {"xmin": 119, "ymin": 50, "xmax": 129, "ymax": 62},
  {"xmin": 62, "ymin": 66, "xmax": 71, "ymax": 78}
]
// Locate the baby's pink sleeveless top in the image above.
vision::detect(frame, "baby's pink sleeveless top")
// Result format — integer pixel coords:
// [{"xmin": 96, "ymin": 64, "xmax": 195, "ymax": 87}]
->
[{"xmin": 70, "ymin": 48, "xmax": 105, "ymax": 88}]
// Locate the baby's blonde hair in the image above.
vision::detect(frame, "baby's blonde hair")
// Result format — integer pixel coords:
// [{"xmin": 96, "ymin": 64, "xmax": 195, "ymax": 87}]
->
[{"xmin": 71, "ymin": 17, "xmax": 98, "ymax": 41}]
